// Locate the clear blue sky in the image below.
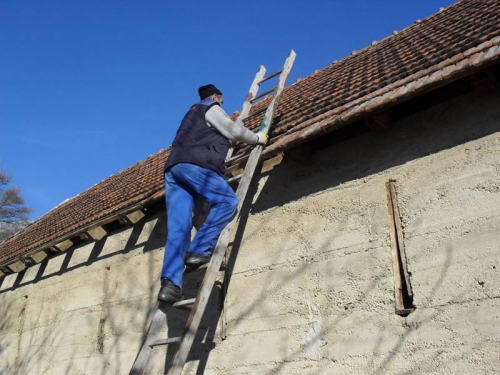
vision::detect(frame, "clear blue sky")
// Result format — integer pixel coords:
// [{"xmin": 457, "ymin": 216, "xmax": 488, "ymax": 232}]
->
[{"xmin": 1, "ymin": 0, "xmax": 457, "ymax": 220}]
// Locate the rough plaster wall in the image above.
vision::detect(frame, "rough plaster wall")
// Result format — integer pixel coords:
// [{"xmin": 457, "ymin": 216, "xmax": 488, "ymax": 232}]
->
[{"xmin": 0, "ymin": 85, "xmax": 499, "ymax": 374}]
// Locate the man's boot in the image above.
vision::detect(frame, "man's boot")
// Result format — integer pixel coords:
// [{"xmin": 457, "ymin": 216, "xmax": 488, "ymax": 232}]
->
[
  {"xmin": 158, "ymin": 279, "xmax": 183, "ymax": 304},
  {"xmin": 185, "ymin": 252, "xmax": 211, "ymax": 267}
]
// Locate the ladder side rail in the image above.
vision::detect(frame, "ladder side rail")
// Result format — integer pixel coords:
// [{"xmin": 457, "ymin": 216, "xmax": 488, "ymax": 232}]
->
[
  {"xmin": 168, "ymin": 50, "xmax": 296, "ymax": 375},
  {"xmin": 237, "ymin": 65, "xmax": 266, "ymax": 122},
  {"xmin": 129, "ymin": 304, "xmax": 166, "ymax": 375},
  {"xmin": 225, "ymin": 66, "xmax": 266, "ymax": 162},
  {"xmin": 225, "ymin": 50, "xmax": 295, "ymax": 179},
  {"xmin": 168, "ymin": 136, "xmax": 265, "ymax": 375},
  {"xmin": 220, "ymin": 49, "xmax": 296, "ymax": 341},
  {"xmin": 258, "ymin": 50, "xmax": 296, "ymax": 135}
]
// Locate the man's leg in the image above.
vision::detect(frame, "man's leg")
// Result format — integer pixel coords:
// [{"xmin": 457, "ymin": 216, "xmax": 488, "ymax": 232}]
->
[
  {"xmin": 160, "ymin": 169, "xmax": 195, "ymax": 289},
  {"xmin": 170, "ymin": 163, "xmax": 238, "ymax": 258}
]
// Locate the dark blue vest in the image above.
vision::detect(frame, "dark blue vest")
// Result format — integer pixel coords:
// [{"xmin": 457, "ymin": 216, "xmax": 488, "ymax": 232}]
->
[{"xmin": 164, "ymin": 100, "xmax": 230, "ymax": 176}]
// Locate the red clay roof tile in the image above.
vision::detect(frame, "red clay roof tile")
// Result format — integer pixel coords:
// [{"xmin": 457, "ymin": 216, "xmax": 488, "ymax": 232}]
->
[{"xmin": 1, "ymin": 0, "xmax": 500, "ymax": 267}]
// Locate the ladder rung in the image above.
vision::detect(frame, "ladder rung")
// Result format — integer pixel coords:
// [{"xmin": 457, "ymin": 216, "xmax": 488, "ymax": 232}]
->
[
  {"xmin": 226, "ymin": 152, "xmax": 251, "ymax": 168},
  {"xmin": 226, "ymin": 148, "xmax": 252, "ymax": 164},
  {"xmin": 149, "ymin": 337, "xmax": 181, "ymax": 348},
  {"xmin": 242, "ymin": 106, "xmax": 267, "ymax": 123},
  {"xmin": 227, "ymin": 174, "xmax": 243, "ymax": 184},
  {"xmin": 250, "ymin": 87, "xmax": 276, "ymax": 103},
  {"xmin": 258, "ymin": 70, "xmax": 282, "ymax": 84},
  {"xmin": 185, "ymin": 262, "xmax": 227, "ymax": 273},
  {"xmin": 172, "ymin": 298, "xmax": 196, "ymax": 310},
  {"xmin": 249, "ymin": 106, "xmax": 267, "ymax": 118}
]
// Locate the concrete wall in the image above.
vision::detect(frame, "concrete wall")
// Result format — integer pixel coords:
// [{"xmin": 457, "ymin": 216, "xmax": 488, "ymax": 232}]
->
[{"xmin": 1, "ymin": 84, "xmax": 499, "ymax": 374}]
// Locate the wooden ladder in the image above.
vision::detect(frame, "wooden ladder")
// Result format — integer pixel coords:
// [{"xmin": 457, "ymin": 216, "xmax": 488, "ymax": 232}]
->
[{"xmin": 129, "ymin": 50, "xmax": 296, "ymax": 375}]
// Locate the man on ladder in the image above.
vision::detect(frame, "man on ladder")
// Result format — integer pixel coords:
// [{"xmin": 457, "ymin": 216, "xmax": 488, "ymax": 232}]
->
[{"xmin": 159, "ymin": 83, "xmax": 268, "ymax": 304}]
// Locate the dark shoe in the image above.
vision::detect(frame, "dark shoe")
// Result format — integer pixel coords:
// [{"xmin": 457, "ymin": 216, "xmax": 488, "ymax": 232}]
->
[
  {"xmin": 185, "ymin": 252, "xmax": 211, "ymax": 267},
  {"xmin": 157, "ymin": 279, "xmax": 183, "ymax": 304}
]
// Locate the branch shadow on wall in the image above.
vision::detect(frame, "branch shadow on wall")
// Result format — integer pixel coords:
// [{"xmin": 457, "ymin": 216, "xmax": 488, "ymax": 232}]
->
[
  {"xmin": 216, "ymin": 188, "xmax": 462, "ymax": 374},
  {"xmin": 0, "ymin": 285, "xmax": 89, "ymax": 374},
  {"xmin": 1, "ymin": 170, "xmax": 457, "ymax": 374}
]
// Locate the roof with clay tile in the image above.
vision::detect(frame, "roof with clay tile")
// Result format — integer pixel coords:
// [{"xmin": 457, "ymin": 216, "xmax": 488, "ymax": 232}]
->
[{"xmin": 1, "ymin": 0, "xmax": 500, "ymax": 268}]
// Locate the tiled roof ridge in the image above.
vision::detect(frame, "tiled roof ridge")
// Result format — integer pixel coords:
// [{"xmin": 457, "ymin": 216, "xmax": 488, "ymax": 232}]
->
[
  {"xmin": 282, "ymin": 1, "xmax": 462, "ymax": 88},
  {"xmin": 230, "ymin": 0, "xmax": 498, "ymax": 156}
]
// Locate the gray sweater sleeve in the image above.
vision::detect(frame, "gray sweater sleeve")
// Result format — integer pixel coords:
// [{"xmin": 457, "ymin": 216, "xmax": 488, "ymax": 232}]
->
[{"xmin": 205, "ymin": 105, "xmax": 259, "ymax": 144}]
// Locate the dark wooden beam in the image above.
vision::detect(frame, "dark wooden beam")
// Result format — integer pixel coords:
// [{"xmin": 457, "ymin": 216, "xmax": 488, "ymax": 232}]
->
[
  {"xmin": 366, "ymin": 110, "xmax": 392, "ymax": 131},
  {"xmin": 470, "ymin": 69, "xmax": 497, "ymax": 92},
  {"xmin": 283, "ymin": 143, "xmax": 312, "ymax": 163}
]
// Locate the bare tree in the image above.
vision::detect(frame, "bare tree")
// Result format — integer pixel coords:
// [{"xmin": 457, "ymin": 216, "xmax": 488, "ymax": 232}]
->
[{"xmin": 0, "ymin": 169, "xmax": 32, "ymax": 243}]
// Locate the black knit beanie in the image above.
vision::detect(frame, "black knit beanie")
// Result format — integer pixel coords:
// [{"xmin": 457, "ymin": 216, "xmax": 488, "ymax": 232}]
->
[{"xmin": 198, "ymin": 84, "xmax": 222, "ymax": 100}]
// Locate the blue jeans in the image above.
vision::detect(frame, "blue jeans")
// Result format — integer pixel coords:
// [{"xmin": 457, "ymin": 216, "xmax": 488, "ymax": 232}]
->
[{"xmin": 161, "ymin": 163, "xmax": 238, "ymax": 288}]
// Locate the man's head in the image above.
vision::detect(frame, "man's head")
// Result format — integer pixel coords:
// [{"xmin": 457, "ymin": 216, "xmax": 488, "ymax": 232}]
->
[{"xmin": 198, "ymin": 84, "xmax": 224, "ymax": 105}]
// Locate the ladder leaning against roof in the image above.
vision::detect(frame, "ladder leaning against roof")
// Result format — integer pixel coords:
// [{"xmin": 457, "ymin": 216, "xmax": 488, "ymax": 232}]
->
[{"xmin": 129, "ymin": 50, "xmax": 296, "ymax": 375}]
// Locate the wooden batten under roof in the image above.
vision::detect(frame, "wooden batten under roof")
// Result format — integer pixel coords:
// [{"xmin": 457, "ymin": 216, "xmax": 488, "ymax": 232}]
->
[
  {"xmin": 52, "ymin": 239, "xmax": 74, "ymax": 253},
  {"xmin": 366, "ymin": 110, "xmax": 392, "ymax": 131},
  {"xmin": 470, "ymin": 68, "xmax": 497, "ymax": 91},
  {"xmin": 80, "ymin": 226, "xmax": 108, "ymax": 242},
  {"xmin": 27, "ymin": 250, "xmax": 48, "ymax": 264},
  {"xmin": 0, "ymin": 201, "xmax": 156, "ymax": 277},
  {"xmin": 227, "ymin": 152, "xmax": 285, "ymax": 183},
  {"xmin": 118, "ymin": 210, "xmax": 145, "ymax": 225},
  {"xmin": 7, "ymin": 260, "xmax": 26, "ymax": 273}
]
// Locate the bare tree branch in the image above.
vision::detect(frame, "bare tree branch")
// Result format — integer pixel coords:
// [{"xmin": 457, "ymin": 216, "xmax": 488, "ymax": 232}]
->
[{"xmin": 0, "ymin": 169, "xmax": 32, "ymax": 242}]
